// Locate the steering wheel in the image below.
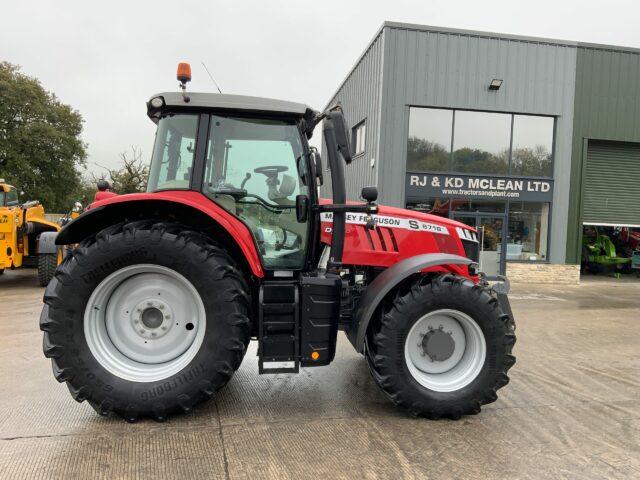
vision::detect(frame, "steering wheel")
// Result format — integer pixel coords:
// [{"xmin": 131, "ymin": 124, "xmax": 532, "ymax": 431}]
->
[{"xmin": 254, "ymin": 166, "xmax": 288, "ymax": 177}]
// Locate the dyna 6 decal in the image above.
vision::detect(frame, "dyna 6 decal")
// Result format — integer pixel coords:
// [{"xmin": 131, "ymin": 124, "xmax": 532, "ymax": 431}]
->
[{"xmin": 320, "ymin": 212, "xmax": 450, "ymax": 235}]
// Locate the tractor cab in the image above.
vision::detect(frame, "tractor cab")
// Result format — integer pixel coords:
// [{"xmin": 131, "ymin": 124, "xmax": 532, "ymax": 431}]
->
[{"xmin": 145, "ymin": 95, "xmax": 317, "ymax": 272}]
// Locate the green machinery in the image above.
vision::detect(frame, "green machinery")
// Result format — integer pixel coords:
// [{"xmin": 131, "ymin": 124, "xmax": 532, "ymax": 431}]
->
[{"xmin": 582, "ymin": 228, "xmax": 631, "ymax": 275}]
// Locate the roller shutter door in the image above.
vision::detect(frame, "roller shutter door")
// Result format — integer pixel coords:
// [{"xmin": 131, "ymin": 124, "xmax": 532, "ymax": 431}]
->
[{"xmin": 583, "ymin": 140, "xmax": 640, "ymax": 227}]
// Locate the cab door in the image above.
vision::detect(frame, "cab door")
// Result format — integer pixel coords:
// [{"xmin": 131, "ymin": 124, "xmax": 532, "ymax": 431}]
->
[{"xmin": 201, "ymin": 114, "xmax": 311, "ymax": 272}]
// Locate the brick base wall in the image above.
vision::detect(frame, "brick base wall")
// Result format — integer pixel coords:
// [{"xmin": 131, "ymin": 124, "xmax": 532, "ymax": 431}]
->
[{"xmin": 506, "ymin": 263, "xmax": 580, "ymax": 285}]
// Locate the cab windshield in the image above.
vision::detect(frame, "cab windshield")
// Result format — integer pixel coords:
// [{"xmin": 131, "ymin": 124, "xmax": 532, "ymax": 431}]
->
[{"xmin": 0, "ymin": 188, "xmax": 19, "ymax": 207}]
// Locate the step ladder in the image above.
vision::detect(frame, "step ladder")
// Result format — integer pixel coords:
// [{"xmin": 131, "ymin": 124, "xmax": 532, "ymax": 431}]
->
[{"xmin": 258, "ymin": 282, "xmax": 299, "ymax": 374}]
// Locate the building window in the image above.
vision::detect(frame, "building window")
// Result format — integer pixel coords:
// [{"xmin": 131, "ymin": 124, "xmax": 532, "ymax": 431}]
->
[
  {"xmin": 451, "ymin": 199, "xmax": 506, "ymax": 214},
  {"xmin": 406, "ymin": 107, "xmax": 555, "ymax": 177},
  {"xmin": 511, "ymin": 115, "xmax": 554, "ymax": 177},
  {"xmin": 352, "ymin": 121, "xmax": 366, "ymax": 156},
  {"xmin": 407, "ymin": 108, "xmax": 452, "ymax": 172},
  {"xmin": 452, "ymin": 111, "xmax": 510, "ymax": 175},
  {"xmin": 507, "ymin": 202, "xmax": 549, "ymax": 261},
  {"xmin": 406, "ymin": 198, "xmax": 451, "ymax": 217}
]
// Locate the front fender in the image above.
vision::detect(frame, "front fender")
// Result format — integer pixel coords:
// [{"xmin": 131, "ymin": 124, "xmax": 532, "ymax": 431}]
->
[
  {"xmin": 55, "ymin": 192, "xmax": 265, "ymax": 278},
  {"xmin": 350, "ymin": 253, "xmax": 473, "ymax": 353}
]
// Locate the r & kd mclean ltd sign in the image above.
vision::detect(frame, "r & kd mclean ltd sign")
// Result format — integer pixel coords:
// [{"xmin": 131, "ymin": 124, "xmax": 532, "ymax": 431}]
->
[{"xmin": 405, "ymin": 173, "xmax": 554, "ymax": 202}]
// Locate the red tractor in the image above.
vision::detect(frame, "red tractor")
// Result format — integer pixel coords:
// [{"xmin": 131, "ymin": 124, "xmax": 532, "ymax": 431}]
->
[{"xmin": 41, "ymin": 65, "xmax": 515, "ymax": 422}]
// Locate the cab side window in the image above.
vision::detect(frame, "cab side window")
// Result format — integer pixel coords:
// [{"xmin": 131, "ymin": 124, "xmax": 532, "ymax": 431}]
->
[{"xmin": 147, "ymin": 115, "xmax": 199, "ymax": 192}]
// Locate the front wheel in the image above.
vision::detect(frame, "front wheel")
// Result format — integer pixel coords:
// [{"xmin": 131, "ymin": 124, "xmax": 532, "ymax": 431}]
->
[
  {"xmin": 40, "ymin": 221, "xmax": 251, "ymax": 422},
  {"xmin": 366, "ymin": 274, "xmax": 516, "ymax": 419}
]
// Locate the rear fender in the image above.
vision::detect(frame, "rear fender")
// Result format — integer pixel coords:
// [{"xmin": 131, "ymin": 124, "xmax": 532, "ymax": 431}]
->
[
  {"xmin": 55, "ymin": 192, "xmax": 264, "ymax": 278},
  {"xmin": 350, "ymin": 253, "xmax": 472, "ymax": 352}
]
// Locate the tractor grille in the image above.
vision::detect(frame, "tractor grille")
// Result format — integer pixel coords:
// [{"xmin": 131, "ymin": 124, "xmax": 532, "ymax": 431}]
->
[
  {"xmin": 462, "ymin": 239, "xmax": 479, "ymax": 262},
  {"xmin": 456, "ymin": 227, "xmax": 480, "ymax": 262}
]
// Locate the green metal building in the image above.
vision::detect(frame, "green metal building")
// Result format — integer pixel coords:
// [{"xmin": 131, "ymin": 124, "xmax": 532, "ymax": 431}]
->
[
  {"xmin": 567, "ymin": 45, "xmax": 640, "ymax": 264},
  {"xmin": 322, "ymin": 22, "xmax": 640, "ymax": 280}
]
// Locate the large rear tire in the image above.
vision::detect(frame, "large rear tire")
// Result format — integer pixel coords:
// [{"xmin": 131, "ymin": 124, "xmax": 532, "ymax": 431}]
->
[
  {"xmin": 40, "ymin": 221, "xmax": 251, "ymax": 422},
  {"xmin": 365, "ymin": 274, "xmax": 516, "ymax": 419}
]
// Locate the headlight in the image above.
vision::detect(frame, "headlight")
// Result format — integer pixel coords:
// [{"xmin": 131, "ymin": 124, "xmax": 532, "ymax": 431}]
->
[{"xmin": 150, "ymin": 96, "xmax": 164, "ymax": 108}]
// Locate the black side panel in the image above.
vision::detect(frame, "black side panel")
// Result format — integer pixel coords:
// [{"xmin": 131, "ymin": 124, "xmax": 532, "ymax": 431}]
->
[{"xmin": 300, "ymin": 275, "xmax": 341, "ymax": 366}]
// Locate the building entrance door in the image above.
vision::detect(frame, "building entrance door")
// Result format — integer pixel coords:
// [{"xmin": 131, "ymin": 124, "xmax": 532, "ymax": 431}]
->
[{"xmin": 453, "ymin": 214, "xmax": 506, "ymax": 276}]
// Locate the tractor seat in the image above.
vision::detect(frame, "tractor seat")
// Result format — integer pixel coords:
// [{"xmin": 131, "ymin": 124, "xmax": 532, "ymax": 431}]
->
[{"xmin": 269, "ymin": 174, "xmax": 296, "ymax": 205}]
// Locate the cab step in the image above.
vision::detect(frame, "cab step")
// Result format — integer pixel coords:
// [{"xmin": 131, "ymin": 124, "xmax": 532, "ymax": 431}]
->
[{"xmin": 258, "ymin": 282, "xmax": 299, "ymax": 374}]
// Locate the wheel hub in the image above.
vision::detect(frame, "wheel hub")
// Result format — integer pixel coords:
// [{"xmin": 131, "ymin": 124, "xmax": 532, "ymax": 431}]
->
[
  {"xmin": 132, "ymin": 299, "xmax": 173, "ymax": 340},
  {"xmin": 141, "ymin": 307, "xmax": 163, "ymax": 329},
  {"xmin": 420, "ymin": 327, "xmax": 455, "ymax": 362}
]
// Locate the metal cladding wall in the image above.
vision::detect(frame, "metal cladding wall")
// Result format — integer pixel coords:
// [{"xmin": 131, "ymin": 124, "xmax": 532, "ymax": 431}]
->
[
  {"xmin": 565, "ymin": 46, "xmax": 640, "ymax": 263},
  {"xmin": 320, "ymin": 29, "xmax": 385, "ymax": 201},
  {"xmin": 376, "ymin": 23, "xmax": 577, "ymax": 264}
]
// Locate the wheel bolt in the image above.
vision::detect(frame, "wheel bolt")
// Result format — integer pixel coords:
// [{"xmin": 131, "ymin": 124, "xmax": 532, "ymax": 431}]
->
[
  {"xmin": 140, "ymin": 329, "xmax": 145, "ymax": 334},
  {"xmin": 159, "ymin": 305, "xmax": 164, "ymax": 310},
  {"xmin": 161, "ymin": 326, "xmax": 167, "ymax": 331}
]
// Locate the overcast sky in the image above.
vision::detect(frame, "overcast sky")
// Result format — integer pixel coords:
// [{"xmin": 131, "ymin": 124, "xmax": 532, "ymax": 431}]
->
[{"xmin": 1, "ymin": 0, "xmax": 639, "ymax": 175}]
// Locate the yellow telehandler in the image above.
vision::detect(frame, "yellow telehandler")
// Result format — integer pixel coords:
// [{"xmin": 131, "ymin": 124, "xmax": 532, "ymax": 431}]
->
[{"xmin": 0, "ymin": 180, "xmax": 62, "ymax": 286}]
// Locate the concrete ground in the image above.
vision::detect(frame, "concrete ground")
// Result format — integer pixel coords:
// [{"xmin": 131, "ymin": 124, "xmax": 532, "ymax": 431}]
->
[{"xmin": 0, "ymin": 269, "xmax": 638, "ymax": 479}]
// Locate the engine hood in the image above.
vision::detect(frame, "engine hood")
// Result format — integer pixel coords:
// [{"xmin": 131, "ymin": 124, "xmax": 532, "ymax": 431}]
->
[{"xmin": 319, "ymin": 199, "xmax": 477, "ymax": 271}]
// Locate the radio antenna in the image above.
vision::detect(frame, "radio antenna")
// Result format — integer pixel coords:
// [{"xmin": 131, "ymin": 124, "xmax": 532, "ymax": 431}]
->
[{"xmin": 201, "ymin": 61, "xmax": 222, "ymax": 94}]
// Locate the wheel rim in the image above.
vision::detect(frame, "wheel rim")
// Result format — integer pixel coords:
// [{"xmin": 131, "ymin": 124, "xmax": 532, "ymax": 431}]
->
[
  {"xmin": 84, "ymin": 264, "xmax": 206, "ymax": 383},
  {"xmin": 404, "ymin": 309, "xmax": 486, "ymax": 392}
]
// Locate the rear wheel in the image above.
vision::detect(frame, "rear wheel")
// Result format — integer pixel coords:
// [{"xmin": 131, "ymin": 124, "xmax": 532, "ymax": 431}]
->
[
  {"xmin": 37, "ymin": 253, "xmax": 58, "ymax": 286},
  {"xmin": 40, "ymin": 221, "xmax": 251, "ymax": 422},
  {"xmin": 366, "ymin": 274, "xmax": 516, "ymax": 419}
]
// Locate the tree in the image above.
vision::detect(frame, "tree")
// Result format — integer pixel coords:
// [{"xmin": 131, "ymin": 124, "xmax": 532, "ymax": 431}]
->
[
  {"xmin": 96, "ymin": 146, "xmax": 149, "ymax": 194},
  {"xmin": 406, "ymin": 136, "xmax": 450, "ymax": 171},
  {"xmin": 511, "ymin": 145, "xmax": 552, "ymax": 177},
  {"xmin": 0, "ymin": 62, "xmax": 87, "ymax": 212}
]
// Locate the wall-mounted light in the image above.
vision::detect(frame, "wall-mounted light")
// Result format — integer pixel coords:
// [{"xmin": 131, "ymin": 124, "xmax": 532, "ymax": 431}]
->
[{"xmin": 489, "ymin": 79, "xmax": 503, "ymax": 90}]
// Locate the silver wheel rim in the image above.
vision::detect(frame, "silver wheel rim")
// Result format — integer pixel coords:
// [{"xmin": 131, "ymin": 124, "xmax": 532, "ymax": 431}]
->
[
  {"xmin": 84, "ymin": 264, "xmax": 206, "ymax": 383},
  {"xmin": 404, "ymin": 309, "xmax": 486, "ymax": 392}
]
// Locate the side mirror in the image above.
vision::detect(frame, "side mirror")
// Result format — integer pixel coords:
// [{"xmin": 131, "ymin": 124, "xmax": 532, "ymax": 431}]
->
[
  {"xmin": 97, "ymin": 179, "xmax": 111, "ymax": 191},
  {"xmin": 296, "ymin": 194, "xmax": 309, "ymax": 223},
  {"xmin": 310, "ymin": 148, "xmax": 324, "ymax": 186},
  {"xmin": 328, "ymin": 110, "xmax": 352, "ymax": 164},
  {"xmin": 361, "ymin": 186, "xmax": 378, "ymax": 203}
]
